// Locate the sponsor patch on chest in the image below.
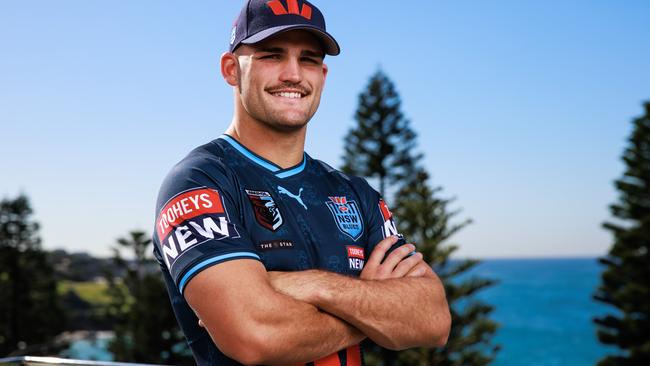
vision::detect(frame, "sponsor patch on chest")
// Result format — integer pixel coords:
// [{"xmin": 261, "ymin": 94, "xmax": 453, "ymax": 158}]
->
[
  {"xmin": 245, "ymin": 189, "xmax": 284, "ymax": 231},
  {"xmin": 256, "ymin": 239, "xmax": 294, "ymax": 251},
  {"xmin": 346, "ymin": 246, "xmax": 365, "ymax": 270},
  {"xmin": 326, "ymin": 196, "xmax": 364, "ymax": 241},
  {"xmin": 156, "ymin": 188, "xmax": 240, "ymax": 269}
]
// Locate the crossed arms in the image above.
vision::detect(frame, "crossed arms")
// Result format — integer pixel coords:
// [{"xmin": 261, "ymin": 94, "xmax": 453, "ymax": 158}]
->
[{"xmin": 185, "ymin": 236, "xmax": 451, "ymax": 365}]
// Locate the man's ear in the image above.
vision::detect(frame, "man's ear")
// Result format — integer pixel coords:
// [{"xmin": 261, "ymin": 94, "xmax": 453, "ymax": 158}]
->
[
  {"xmin": 322, "ymin": 62, "xmax": 328, "ymax": 81},
  {"xmin": 220, "ymin": 52, "xmax": 239, "ymax": 87}
]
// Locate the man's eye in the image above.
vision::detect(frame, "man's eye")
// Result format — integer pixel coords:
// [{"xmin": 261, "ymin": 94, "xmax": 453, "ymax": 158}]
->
[
  {"xmin": 302, "ymin": 57, "xmax": 320, "ymax": 64},
  {"xmin": 260, "ymin": 54, "xmax": 280, "ymax": 59}
]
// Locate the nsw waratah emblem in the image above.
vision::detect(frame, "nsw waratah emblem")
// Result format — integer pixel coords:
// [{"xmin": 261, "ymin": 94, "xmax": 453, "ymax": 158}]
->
[{"xmin": 326, "ymin": 196, "xmax": 364, "ymax": 241}]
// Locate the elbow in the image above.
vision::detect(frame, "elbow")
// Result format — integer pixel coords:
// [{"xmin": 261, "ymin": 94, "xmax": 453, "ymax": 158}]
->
[
  {"xmin": 224, "ymin": 347, "xmax": 264, "ymax": 366},
  {"xmin": 431, "ymin": 305, "xmax": 451, "ymax": 347},
  {"xmin": 218, "ymin": 327, "xmax": 283, "ymax": 365}
]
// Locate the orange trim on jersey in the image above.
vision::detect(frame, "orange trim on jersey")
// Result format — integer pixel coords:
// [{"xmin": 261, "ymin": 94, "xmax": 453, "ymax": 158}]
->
[
  {"xmin": 314, "ymin": 352, "xmax": 340, "ymax": 366},
  {"xmin": 346, "ymin": 345, "xmax": 362, "ymax": 366}
]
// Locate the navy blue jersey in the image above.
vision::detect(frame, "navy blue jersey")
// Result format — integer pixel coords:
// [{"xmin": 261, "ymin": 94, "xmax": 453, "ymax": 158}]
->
[{"xmin": 153, "ymin": 135, "xmax": 400, "ymax": 366}]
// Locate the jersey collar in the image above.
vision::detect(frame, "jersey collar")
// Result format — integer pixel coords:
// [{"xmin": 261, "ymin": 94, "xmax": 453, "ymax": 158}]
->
[{"xmin": 218, "ymin": 134, "xmax": 307, "ymax": 179}]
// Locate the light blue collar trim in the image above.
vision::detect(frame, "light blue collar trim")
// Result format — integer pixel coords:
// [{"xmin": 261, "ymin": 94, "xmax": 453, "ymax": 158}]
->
[
  {"xmin": 276, "ymin": 157, "xmax": 307, "ymax": 178},
  {"xmin": 219, "ymin": 134, "xmax": 307, "ymax": 179},
  {"xmin": 219, "ymin": 135, "xmax": 279, "ymax": 172}
]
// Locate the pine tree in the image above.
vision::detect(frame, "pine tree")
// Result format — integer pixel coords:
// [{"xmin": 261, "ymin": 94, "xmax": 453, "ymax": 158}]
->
[
  {"xmin": 342, "ymin": 69, "xmax": 421, "ymax": 197},
  {"xmin": 105, "ymin": 230, "xmax": 192, "ymax": 365},
  {"xmin": 0, "ymin": 194, "xmax": 65, "ymax": 356},
  {"xmin": 392, "ymin": 169, "xmax": 499, "ymax": 366},
  {"xmin": 594, "ymin": 102, "xmax": 650, "ymax": 366},
  {"xmin": 343, "ymin": 71, "xmax": 498, "ymax": 365}
]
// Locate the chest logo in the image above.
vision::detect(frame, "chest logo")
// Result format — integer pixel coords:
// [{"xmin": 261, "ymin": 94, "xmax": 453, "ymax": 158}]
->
[
  {"xmin": 278, "ymin": 185, "xmax": 308, "ymax": 210},
  {"xmin": 326, "ymin": 196, "xmax": 364, "ymax": 241},
  {"xmin": 256, "ymin": 239, "xmax": 294, "ymax": 251},
  {"xmin": 346, "ymin": 246, "xmax": 365, "ymax": 270},
  {"xmin": 245, "ymin": 189, "xmax": 283, "ymax": 231}
]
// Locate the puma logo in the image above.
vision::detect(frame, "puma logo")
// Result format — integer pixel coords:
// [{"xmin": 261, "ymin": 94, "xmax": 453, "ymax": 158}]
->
[{"xmin": 278, "ymin": 186, "xmax": 307, "ymax": 210}]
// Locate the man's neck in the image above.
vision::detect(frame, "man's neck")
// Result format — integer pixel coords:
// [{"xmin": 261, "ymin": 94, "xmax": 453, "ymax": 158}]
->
[{"xmin": 225, "ymin": 118, "xmax": 306, "ymax": 169}]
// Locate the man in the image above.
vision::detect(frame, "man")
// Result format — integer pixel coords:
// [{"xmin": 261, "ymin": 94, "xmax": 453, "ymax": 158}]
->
[{"xmin": 152, "ymin": 1, "xmax": 451, "ymax": 365}]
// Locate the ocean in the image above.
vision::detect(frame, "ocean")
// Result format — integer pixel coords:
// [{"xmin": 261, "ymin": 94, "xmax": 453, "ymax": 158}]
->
[
  {"xmin": 463, "ymin": 257, "xmax": 617, "ymax": 366},
  {"xmin": 65, "ymin": 258, "xmax": 617, "ymax": 365}
]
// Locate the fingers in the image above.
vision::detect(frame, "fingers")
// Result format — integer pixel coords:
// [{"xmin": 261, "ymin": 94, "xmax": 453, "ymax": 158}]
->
[
  {"xmin": 380, "ymin": 243, "xmax": 416, "ymax": 274},
  {"xmin": 392, "ymin": 252, "xmax": 423, "ymax": 278},
  {"xmin": 406, "ymin": 263, "xmax": 430, "ymax": 278},
  {"xmin": 365, "ymin": 236, "xmax": 399, "ymax": 269}
]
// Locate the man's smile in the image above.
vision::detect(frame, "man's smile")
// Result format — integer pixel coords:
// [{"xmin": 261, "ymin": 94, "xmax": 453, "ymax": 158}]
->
[
  {"xmin": 271, "ymin": 91, "xmax": 304, "ymax": 99},
  {"xmin": 266, "ymin": 85, "xmax": 310, "ymax": 100}
]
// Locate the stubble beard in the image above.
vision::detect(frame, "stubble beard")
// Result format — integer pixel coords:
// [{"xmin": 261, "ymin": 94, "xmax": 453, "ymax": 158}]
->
[{"xmin": 241, "ymin": 85, "xmax": 319, "ymax": 133}]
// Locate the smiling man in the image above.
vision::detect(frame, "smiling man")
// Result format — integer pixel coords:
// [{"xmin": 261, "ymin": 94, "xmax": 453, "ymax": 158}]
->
[{"xmin": 152, "ymin": 1, "xmax": 451, "ymax": 365}]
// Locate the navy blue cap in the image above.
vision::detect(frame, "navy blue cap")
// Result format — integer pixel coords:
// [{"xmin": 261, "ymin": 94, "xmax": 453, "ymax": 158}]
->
[{"xmin": 229, "ymin": 0, "xmax": 340, "ymax": 56}]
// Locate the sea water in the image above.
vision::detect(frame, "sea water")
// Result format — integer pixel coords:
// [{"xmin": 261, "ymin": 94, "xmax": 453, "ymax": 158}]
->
[{"xmin": 464, "ymin": 257, "xmax": 618, "ymax": 366}]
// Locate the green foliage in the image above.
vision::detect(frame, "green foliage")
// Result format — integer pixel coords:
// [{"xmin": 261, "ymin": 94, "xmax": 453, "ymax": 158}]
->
[
  {"xmin": 0, "ymin": 194, "xmax": 65, "ymax": 356},
  {"xmin": 342, "ymin": 69, "xmax": 421, "ymax": 197},
  {"xmin": 343, "ymin": 71, "xmax": 498, "ymax": 365},
  {"xmin": 392, "ymin": 169, "xmax": 499, "ymax": 366},
  {"xmin": 105, "ymin": 230, "xmax": 192, "ymax": 365},
  {"xmin": 594, "ymin": 102, "xmax": 650, "ymax": 366}
]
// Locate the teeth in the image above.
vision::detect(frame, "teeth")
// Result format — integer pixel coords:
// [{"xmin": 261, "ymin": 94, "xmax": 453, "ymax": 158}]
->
[{"xmin": 273, "ymin": 92, "xmax": 302, "ymax": 99}]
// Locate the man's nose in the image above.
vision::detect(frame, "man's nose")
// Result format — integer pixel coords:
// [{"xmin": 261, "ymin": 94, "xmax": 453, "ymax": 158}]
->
[{"xmin": 279, "ymin": 57, "xmax": 302, "ymax": 84}]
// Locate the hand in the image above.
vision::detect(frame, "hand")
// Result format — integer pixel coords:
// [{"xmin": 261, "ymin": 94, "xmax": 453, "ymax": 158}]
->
[
  {"xmin": 405, "ymin": 262, "xmax": 431, "ymax": 278},
  {"xmin": 361, "ymin": 236, "xmax": 424, "ymax": 280}
]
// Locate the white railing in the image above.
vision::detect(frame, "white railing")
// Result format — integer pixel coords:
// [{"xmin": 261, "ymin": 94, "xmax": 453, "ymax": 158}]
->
[{"xmin": 0, "ymin": 357, "xmax": 168, "ymax": 366}]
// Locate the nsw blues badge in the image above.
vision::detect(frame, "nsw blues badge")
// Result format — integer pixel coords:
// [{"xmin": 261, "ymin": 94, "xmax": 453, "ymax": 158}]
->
[
  {"xmin": 245, "ymin": 189, "xmax": 283, "ymax": 231},
  {"xmin": 326, "ymin": 196, "xmax": 364, "ymax": 241}
]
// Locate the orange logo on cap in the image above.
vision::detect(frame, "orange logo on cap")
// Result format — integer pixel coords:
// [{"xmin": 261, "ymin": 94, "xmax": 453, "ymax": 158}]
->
[{"xmin": 267, "ymin": 0, "xmax": 312, "ymax": 20}]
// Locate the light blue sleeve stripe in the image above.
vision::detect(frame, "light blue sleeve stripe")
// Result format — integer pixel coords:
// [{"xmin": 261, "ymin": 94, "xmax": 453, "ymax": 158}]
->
[
  {"xmin": 178, "ymin": 252, "xmax": 261, "ymax": 293},
  {"xmin": 219, "ymin": 135, "xmax": 279, "ymax": 172},
  {"xmin": 275, "ymin": 153, "xmax": 307, "ymax": 178}
]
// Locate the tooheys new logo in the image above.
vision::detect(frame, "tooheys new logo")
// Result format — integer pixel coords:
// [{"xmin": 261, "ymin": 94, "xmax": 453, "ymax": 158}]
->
[
  {"xmin": 156, "ymin": 188, "xmax": 239, "ymax": 269},
  {"xmin": 378, "ymin": 199, "xmax": 399, "ymax": 238},
  {"xmin": 346, "ymin": 246, "xmax": 365, "ymax": 270}
]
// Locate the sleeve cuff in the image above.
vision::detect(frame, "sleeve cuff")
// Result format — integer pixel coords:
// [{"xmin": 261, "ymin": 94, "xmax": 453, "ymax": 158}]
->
[{"xmin": 178, "ymin": 251, "xmax": 261, "ymax": 294}]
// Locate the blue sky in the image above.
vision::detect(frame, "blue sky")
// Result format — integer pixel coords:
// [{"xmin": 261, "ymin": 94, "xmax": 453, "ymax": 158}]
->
[{"xmin": 1, "ymin": 1, "xmax": 649, "ymax": 258}]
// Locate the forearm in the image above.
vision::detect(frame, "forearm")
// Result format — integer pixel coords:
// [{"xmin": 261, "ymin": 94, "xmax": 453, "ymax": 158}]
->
[
  {"xmin": 271, "ymin": 269, "xmax": 450, "ymax": 350},
  {"xmin": 186, "ymin": 261, "xmax": 364, "ymax": 365},
  {"xmin": 247, "ymin": 290, "xmax": 365, "ymax": 365},
  {"xmin": 321, "ymin": 274, "xmax": 449, "ymax": 349}
]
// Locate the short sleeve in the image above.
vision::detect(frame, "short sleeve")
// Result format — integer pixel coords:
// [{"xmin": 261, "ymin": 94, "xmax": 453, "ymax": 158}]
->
[
  {"xmin": 354, "ymin": 178, "xmax": 403, "ymax": 255},
  {"xmin": 152, "ymin": 155, "xmax": 260, "ymax": 294}
]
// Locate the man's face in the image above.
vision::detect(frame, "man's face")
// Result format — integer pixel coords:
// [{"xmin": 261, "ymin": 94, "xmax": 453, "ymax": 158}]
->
[{"xmin": 234, "ymin": 30, "xmax": 328, "ymax": 132}]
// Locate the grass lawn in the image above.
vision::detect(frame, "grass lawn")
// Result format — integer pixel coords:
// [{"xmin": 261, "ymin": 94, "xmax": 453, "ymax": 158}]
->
[{"xmin": 58, "ymin": 280, "xmax": 113, "ymax": 306}]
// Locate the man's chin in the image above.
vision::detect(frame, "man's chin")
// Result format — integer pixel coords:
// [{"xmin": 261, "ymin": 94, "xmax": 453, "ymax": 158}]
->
[
  {"xmin": 267, "ymin": 120, "xmax": 309, "ymax": 133},
  {"xmin": 264, "ymin": 113, "xmax": 311, "ymax": 132}
]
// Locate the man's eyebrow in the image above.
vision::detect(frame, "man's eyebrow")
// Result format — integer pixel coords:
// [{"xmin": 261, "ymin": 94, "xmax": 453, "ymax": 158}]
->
[
  {"xmin": 302, "ymin": 49, "xmax": 325, "ymax": 59},
  {"xmin": 256, "ymin": 47, "xmax": 285, "ymax": 53},
  {"xmin": 255, "ymin": 47, "xmax": 324, "ymax": 58}
]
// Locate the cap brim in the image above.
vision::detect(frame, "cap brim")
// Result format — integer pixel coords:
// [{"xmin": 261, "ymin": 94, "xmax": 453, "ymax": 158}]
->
[{"xmin": 241, "ymin": 24, "xmax": 340, "ymax": 56}]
